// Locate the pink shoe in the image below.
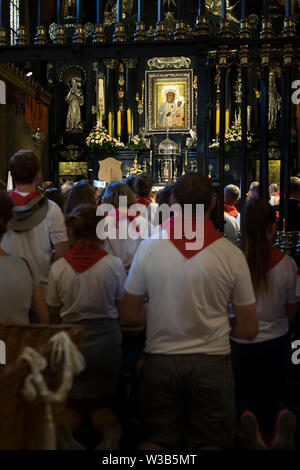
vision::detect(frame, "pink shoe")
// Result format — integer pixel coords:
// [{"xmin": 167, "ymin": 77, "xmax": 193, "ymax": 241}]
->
[{"xmin": 240, "ymin": 410, "xmax": 268, "ymax": 450}]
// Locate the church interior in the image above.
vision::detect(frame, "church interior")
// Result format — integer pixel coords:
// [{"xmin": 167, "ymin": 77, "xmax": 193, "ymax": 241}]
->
[{"xmin": 0, "ymin": 0, "xmax": 299, "ymax": 454}]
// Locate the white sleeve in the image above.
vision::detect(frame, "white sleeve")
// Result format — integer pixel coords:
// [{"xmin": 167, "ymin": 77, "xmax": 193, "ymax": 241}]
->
[
  {"xmin": 48, "ymin": 201, "xmax": 69, "ymax": 246},
  {"xmin": 46, "ymin": 267, "xmax": 62, "ymax": 307},
  {"xmin": 285, "ymin": 256, "xmax": 300, "ymax": 304},
  {"xmin": 124, "ymin": 242, "xmax": 147, "ymax": 296},
  {"xmin": 231, "ymin": 250, "xmax": 256, "ymax": 307}
]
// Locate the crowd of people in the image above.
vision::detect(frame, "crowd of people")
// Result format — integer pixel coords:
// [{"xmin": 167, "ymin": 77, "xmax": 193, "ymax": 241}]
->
[{"xmin": 0, "ymin": 149, "xmax": 300, "ymax": 451}]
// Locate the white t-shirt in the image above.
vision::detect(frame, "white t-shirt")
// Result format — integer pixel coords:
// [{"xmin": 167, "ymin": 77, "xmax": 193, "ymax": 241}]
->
[
  {"xmin": 125, "ymin": 236, "xmax": 256, "ymax": 355},
  {"xmin": 1, "ymin": 199, "xmax": 68, "ymax": 289},
  {"xmin": 47, "ymin": 253, "xmax": 126, "ymax": 322},
  {"xmin": 224, "ymin": 212, "xmax": 240, "ymax": 245},
  {"xmin": 232, "ymin": 255, "xmax": 299, "ymax": 344}
]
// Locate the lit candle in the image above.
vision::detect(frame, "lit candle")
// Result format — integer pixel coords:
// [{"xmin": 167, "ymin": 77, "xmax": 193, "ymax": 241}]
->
[
  {"xmin": 216, "ymin": 107, "xmax": 220, "ymax": 134},
  {"xmin": 77, "ymin": 0, "xmax": 80, "ymax": 25},
  {"xmin": 57, "ymin": 0, "xmax": 61, "ymax": 24},
  {"xmin": 127, "ymin": 108, "xmax": 132, "ymax": 134},
  {"xmin": 225, "ymin": 110, "xmax": 230, "ymax": 134},
  {"xmin": 157, "ymin": 0, "xmax": 162, "ymax": 22},
  {"xmin": 117, "ymin": 111, "xmax": 121, "ymax": 136},
  {"xmin": 185, "ymin": 149, "xmax": 188, "ymax": 166},
  {"xmin": 247, "ymin": 105, "xmax": 252, "ymax": 132},
  {"xmin": 149, "ymin": 150, "xmax": 152, "ymax": 166},
  {"xmin": 108, "ymin": 112, "xmax": 112, "ymax": 136}
]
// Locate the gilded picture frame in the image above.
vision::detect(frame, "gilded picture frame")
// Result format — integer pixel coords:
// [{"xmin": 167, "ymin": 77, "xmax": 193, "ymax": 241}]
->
[{"xmin": 145, "ymin": 69, "xmax": 193, "ymax": 135}]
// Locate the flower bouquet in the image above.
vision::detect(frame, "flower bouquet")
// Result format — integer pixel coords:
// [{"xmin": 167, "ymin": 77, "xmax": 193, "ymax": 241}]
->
[
  {"xmin": 126, "ymin": 155, "xmax": 143, "ymax": 176},
  {"xmin": 210, "ymin": 122, "xmax": 253, "ymax": 152},
  {"xmin": 127, "ymin": 135, "xmax": 147, "ymax": 151},
  {"xmin": 86, "ymin": 125, "xmax": 125, "ymax": 152}
]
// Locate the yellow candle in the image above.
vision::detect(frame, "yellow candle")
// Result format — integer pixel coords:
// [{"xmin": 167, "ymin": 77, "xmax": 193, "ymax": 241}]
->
[
  {"xmin": 117, "ymin": 111, "xmax": 121, "ymax": 136},
  {"xmin": 108, "ymin": 112, "xmax": 112, "ymax": 136},
  {"xmin": 127, "ymin": 108, "xmax": 132, "ymax": 135},
  {"xmin": 185, "ymin": 149, "xmax": 188, "ymax": 166},
  {"xmin": 216, "ymin": 108, "xmax": 220, "ymax": 135},
  {"xmin": 149, "ymin": 150, "xmax": 152, "ymax": 167},
  {"xmin": 225, "ymin": 109, "xmax": 230, "ymax": 134}
]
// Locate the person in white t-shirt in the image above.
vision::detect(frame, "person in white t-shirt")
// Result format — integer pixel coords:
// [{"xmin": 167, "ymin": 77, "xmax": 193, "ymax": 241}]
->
[
  {"xmin": 0, "ymin": 190, "xmax": 48, "ymax": 323},
  {"xmin": 224, "ymin": 211, "xmax": 240, "ymax": 245},
  {"xmin": 101, "ymin": 181, "xmax": 148, "ymax": 379},
  {"xmin": 231, "ymin": 200, "xmax": 299, "ymax": 450},
  {"xmin": 120, "ymin": 174, "xmax": 258, "ymax": 450},
  {"xmin": 47, "ymin": 204, "xmax": 126, "ymax": 450},
  {"xmin": 1, "ymin": 150, "xmax": 69, "ymax": 295}
]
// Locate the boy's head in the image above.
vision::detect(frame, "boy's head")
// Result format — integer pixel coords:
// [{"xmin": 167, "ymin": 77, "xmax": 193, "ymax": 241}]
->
[{"xmin": 8, "ymin": 150, "xmax": 40, "ymax": 186}]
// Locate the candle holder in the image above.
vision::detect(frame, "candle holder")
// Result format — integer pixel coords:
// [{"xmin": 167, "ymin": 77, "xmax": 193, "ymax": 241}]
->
[
  {"xmin": 127, "ymin": 133, "xmax": 132, "ymax": 144},
  {"xmin": 113, "ymin": 22, "xmax": 126, "ymax": 42},
  {"xmin": 173, "ymin": 21, "xmax": 187, "ymax": 40},
  {"xmin": 93, "ymin": 23, "xmax": 105, "ymax": 43},
  {"xmin": 239, "ymin": 19, "xmax": 250, "ymax": 67},
  {"xmin": 16, "ymin": 26, "xmax": 27, "ymax": 46},
  {"xmin": 34, "ymin": 25, "xmax": 47, "ymax": 45},
  {"xmin": 194, "ymin": 15, "xmax": 209, "ymax": 37},
  {"xmin": 282, "ymin": 16, "xmax": 296, "ymax": 39},
  {"xmin": 134, "ymin": 21, "xmax": 146, "ymax": 41},
  {"xmin": 0, "ymin": 27, "xmax": 8, "ymax": 46},
  {"xmin": 219, "ymin": 19, "xmax": 231, "ymax": 39},
  {"xmin": 260, "ymin": 19, "xmax": 272, "ymax": 67},
  {"xmin": 53, "ymin": 24, "xmax": 65, "ymax": 45},
  {"xmin": 73, "ymin": 24, "xmax": 85, "ymax": 44},
  {"xmin": 154, "ymin": 21, "xmax": 167, "ymax": 41}
]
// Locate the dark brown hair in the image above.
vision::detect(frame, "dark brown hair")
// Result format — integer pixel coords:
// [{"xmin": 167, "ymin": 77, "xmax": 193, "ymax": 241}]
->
[
  {"xmin": 243, "ymin": 199, "xmax": 277, "ymax": 294},
  {"xmin": 134, "ymin": 172, "xmax": 153, "ymax": 197},
  {"xmin": 172, "ymin": 174, "xmax": 213, "ymax": 213},
  {"xmin": 65, "ymin": 204, "xmax": 102, "ymax": 242},
  {"xmin": 0, "ymin": 190, "xmax": 14, "ymax": 237},
  {"xmin": 64, "ymin": 180, "xmax": 96, "ymax": 216},
  {"xmin": 8, "ymin": 150, "xmax": 40, "ymax": 185},
  {"xmin": 103, "ymin": 181, "xmax": 136, "ymax": 208}
]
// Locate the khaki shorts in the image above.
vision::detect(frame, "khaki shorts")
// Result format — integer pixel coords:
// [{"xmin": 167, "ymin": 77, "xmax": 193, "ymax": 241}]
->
[{"xmin": 139, "ymin": 353, "xmax": 236, "ymax": 449}]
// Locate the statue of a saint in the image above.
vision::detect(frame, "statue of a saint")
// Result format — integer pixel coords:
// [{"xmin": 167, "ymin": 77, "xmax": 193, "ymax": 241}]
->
[
  {"xmin": 65, "ymin": 78, "xmax": 84, "ymax": 132},
  {"xmin": 268, "ymin": 73, "xmax": 281, "ymax": 130}
]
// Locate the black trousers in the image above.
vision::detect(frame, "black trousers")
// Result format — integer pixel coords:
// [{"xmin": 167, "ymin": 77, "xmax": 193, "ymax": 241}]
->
[{"xmin": 230, "ymin": 333, "xmax": 291, "ymax": 432}]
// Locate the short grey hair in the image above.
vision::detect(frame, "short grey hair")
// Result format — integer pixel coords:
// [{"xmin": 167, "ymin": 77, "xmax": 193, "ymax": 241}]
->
[{"xmin": 224, "ymin": 184, "xmax": 240, "ymax": 203}]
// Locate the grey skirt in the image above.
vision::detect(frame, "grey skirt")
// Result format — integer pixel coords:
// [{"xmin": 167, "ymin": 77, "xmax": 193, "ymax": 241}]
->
[{"xmin": 63, "ymin": 318, "xmax": 122, "ymax": 400}]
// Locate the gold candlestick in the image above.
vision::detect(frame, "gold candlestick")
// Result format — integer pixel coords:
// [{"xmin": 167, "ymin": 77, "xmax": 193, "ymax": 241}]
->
[
  {"xmin": 73, "ymin": 24, "xmax": 84, "ymax": 44},
  {"xmin": 34, "ymin": 25, "xmax": 47, "ymax": 45},
  {"xmin": 173, "ymin": 20, "xmax": 187, "ymax": 40},
  {"xmin": 185, "ymin": 150, "xmax": 188, "ymax": 167},
  {"xmin": 53, "ymin": 24, "xmax": 65, "ymax": 44},
  {"xmin": 113, "ymin": 22, "xmax": 126, "ymax": 42},
  {"xmin": 134, "ymin": 21, "xmax": 146, "ymax": 41},
  {"xmin": 93, "ymin": 23, "xmax": 105, "ymax": 43},
  {"xmin": 16, "ymin": 26, "xmax": 27, "ymax": 46},
  {"xmin": 149, "ymin": 150, "xmax": 153, "ymax": 167}
]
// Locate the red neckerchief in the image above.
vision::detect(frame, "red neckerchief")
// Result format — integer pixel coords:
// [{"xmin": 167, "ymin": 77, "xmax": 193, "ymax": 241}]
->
[
  {"xmin": 269, "ymin": 246, "xmax": 286, "ymax": 270},
  {"xmin": 64, "ymin": 242, "xmax": 108, "ymax": 273},
  {"xmin": 297, "ymin": 267, "xmax": 300, "ymax": 277},
  {"xmin": 248, "ymin": 245, "xmax": 285, "ymax": 276},
  {"xmin": 10, "ymin": 191, "xmax": 41, "ymax": 206},
  {"xmin": 136, "ymin": 195, "xmax": 153, "ymax": 206},
  {"xmin": 224, "ymin": 202, "xmax": 239, "ymax": 218},
  {"xmin": 162, "ymin": 216, "xmax": 223, "ymax": 259}
]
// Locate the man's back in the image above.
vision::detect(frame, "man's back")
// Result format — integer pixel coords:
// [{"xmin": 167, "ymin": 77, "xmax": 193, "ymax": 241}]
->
[
  {"xmin": 125, "ymin": 235, "xmax": 255, "ymax": 355},
  {"xmin": 1, "ymin": 200, "xmax": 68, "ymax": 289}
]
